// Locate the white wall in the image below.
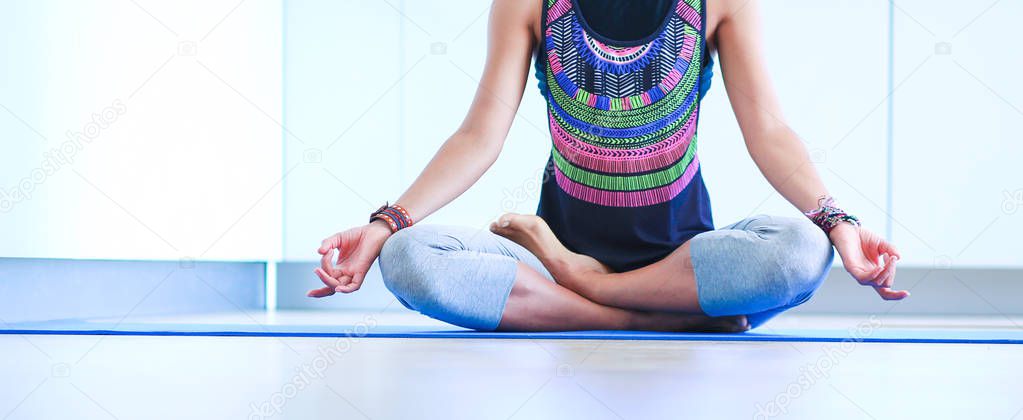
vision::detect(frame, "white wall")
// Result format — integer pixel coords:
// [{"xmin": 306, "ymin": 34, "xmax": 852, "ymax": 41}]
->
[
  {"xmin": 282, "ymin": 0, "xmax": 552, "ymax": 260},
  {"xmin": 282, "ymin": 0, "xmax": 402, "ymax": 260},
  {"xmin": 9, "ymin": 1, "xmax": 1015, "ymax": 268},
  {"xmin": 0, "ymin": 0, "xmax": 283, "ymax": 261},
  {"xmin": 699, "ymin": 0, "xmax": 891, "ymax": 236},
  {"xmin": 281, "ymin": 0, "xmax": 1022, "ymax": 268},
  {"xmin": 282, "ymin": 0, "xmax": 903, "ymax": 266},
  {"xmin": 891, "ymin": 0, "xmax": 1023, "ymax": 267},
  {"xmin": 398, "ymin": 1, "xmax": 552, "ymax": 226}
]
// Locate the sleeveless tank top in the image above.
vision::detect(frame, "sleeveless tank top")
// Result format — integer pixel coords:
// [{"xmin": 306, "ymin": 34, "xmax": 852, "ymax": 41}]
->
[{"xmin": 533, "ymin": 0, "xmax": 714, "ymax": 272}]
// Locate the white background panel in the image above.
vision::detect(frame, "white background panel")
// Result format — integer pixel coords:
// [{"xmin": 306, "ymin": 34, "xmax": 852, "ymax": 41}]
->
[
  {"xmin": 284, "ymin": 0, "xmax": 896, "ymax": 264},
  {"xmin": 398, "ymin": 1, "xmax": 551, "ymax": 232},
  {"xmin": 282, "ymin": 0, "xmax": 402, "ymax": 260},
  {"xmin": 892, "ymin": 0, "xmax": 1023, "ymax": 267},
  {"xmin": 0, "ymin": 0, "xmax": 283, "ymax": 260},
  {"xmin": 281, "ymin": 0, "xmax": 553, "ymax": 260},
  {"xmin": 7, "ymin": 1, "xmax": 1017, "ymax": 268},
  {"xmin": 0, "ymin": 2, "xmax": 55, "ymax": 257},
  {"xmin": 699, "ymin": 1, "xmax": 890, "ymax": 265}
]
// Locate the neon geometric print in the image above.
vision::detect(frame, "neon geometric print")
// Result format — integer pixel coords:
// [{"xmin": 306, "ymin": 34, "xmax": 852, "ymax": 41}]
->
[{"xmin": 542, "ymin": 0, "xmax": 706, "ymax": 207}]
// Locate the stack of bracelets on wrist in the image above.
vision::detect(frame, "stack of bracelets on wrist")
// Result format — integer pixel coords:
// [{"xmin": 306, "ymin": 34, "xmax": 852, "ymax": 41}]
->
[
  {"xmin": 369, "ymin": 203, "xmax": 414, "ymax": 233},
  {"xmin": 803, "ymin": 196, "xmax": 861, "ymax": 234}
]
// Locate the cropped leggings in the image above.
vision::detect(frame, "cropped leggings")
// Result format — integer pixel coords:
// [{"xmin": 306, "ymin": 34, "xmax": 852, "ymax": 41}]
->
[{"xmin": 378, "ymin": 214, "xmax": 834, "ymax": 331}]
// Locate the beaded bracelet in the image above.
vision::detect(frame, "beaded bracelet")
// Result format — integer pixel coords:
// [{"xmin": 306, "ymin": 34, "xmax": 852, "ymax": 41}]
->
[
  {"xmin": 802, "ymin": 196, "xmax": 861, "ymax": 234},
  {"xmin": 369, "ymin": 203, "xmax": 414, "ymax": 233}
]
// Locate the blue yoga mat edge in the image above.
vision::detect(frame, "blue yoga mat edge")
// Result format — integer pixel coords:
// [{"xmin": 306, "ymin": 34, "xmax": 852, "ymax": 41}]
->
[{"xmin": 2, "ymin": 321, "xmax": 1022, "ymax": 344}]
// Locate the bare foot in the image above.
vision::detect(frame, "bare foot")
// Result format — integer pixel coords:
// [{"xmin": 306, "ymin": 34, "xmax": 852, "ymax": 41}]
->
[
  {"xmin": 490, "ymin": 213, "xmax": 750, "ymax": 333},
  {"xmin": 683, "ymin": 314, "xmax": 748, "ymax": 335},
  {"xmin": 490, "ymin": 213, "xmax": 611, "ymax": 290}
]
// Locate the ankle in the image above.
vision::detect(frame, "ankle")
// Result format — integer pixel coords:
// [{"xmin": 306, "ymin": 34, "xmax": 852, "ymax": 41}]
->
[{"xmin": 545, "ymin": 254, "xmax": 576, "ymax": 275}]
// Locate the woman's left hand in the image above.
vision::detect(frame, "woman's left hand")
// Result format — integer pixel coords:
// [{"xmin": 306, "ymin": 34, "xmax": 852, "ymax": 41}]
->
[{"xmin": 829, "ymin": 223, "xmax": 910, "ymax": 301}]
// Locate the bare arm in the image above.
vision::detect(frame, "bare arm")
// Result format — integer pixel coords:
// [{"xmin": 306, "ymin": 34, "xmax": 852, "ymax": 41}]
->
[
  {"xmin": 395, "ymin": 0, "xmax": 538, "ymax": 221},
  {"xmin": 310, "ymin": 0, "xmax": 538, "ymax": 297},
  {"xmin": 716, "ymin": 0, "xmax": 907, "ymax": 300},
  {"xmin": 715, "ymin": 0, "xmax": 824, "ymax": 212}
]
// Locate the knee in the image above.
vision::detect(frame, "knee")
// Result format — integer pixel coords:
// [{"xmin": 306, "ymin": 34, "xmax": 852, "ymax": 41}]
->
[
  {"xmin": 378, "ymin": 225, "xmax": 446, "ymax": 307},
  {"xmin": 769, "ymin": 216, "xmax": 835, "ymax": 302}
]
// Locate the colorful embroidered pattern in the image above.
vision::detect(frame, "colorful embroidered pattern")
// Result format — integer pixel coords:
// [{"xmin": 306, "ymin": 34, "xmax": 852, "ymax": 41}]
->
[{"xmin": 542, "ymin": 0, "xmax": 705, "ymax": 207}]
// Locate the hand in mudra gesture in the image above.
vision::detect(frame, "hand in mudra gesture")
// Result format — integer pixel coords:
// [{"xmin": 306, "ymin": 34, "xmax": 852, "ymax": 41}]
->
[
  {"xmin": 308, "ymin": 221, "xmax": 392, "ymax": 297},
  {"xmin": 829, "ymin": 223, "xmax": 908, "ymax": 301}
]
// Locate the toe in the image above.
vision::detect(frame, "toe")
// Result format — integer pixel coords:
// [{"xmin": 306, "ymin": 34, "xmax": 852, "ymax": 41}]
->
[
  {"xmin": 491, "ymin": 214, "xmax": 524, "ymax": 238},
  {"xmin": 496, "ymin": 213, "xmax": 519, "ymax": 229},
  {"xmin": 506, "ymin": 213, "xmax": 546, "ymax": 233},
  {"xmin": 703, "ymin": 316, "xmax": 749, "ymax": 333},
  {"xmin": 737, "ymin": 316, "xmax": 750, "ymax": 332},
  {"xmin": 717, "ymin": 315, "xmax": 749, "ymax": 333},
  {"xmin": 498, "ymin": 212, "xmax": 541, "ymax": 232}
]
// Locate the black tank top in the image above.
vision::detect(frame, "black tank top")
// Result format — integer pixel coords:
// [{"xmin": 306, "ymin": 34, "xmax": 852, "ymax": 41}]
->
[{"xmin": 533, "ymin": 0, "xmax": 715, "ymax": 272}]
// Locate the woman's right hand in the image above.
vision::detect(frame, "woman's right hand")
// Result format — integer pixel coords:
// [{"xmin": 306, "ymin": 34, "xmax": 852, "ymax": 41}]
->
[{"xmin": 308, "ymin": 221, "xmax": 393, "ymax": 297}]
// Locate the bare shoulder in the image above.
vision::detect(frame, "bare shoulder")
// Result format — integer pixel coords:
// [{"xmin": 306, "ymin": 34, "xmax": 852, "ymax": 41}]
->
[
  {"xmin": 486, "ymin": 0, "xmax": 544, "ymax": 44},
  {"xmin": 706, "ymin": 0, "xmax": 743, "ymax": 46},
  {"xmin": 491, "ymin": 0, "xmax": 541, "ymax": 27},
  {"xmin": 707, "ymin": 0, "xmax": 760, "ymax": 44},
  {"xmin": 707, "ymin": 0, "xmax": 757, "ymax": 25},
  {"xmin": 714, "ymin": 0, "xmax": 756, "ymax": 17}
]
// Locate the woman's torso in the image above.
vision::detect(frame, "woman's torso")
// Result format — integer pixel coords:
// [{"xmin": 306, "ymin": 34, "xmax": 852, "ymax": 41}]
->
[{"xmin": 532, "ymin": 0, "xmax": 718, "ymax": 272}]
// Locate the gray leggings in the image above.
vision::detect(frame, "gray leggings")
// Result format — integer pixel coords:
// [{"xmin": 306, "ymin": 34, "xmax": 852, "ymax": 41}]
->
[{"xmin": 378, "ymin": 214, "xmax": 834, "ymax": 331}]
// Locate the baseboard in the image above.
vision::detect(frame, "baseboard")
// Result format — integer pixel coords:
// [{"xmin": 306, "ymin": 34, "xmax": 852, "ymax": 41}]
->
[
  {"xmin": 794, "ymin": 267, "xmax": 1023, "ymax": 316},
  {"xmin": 277, "ymin": 262, "xmax": 1023, "ymax": 316},
  {"xmin": 0, "ymin": 258, "xmax": 265, "ymax": 324},
  {"xmin": 276, "ymin": 261, "xmax": 400, "ymax": 312},
  {"xmin": 1, "ymin": 258, "xmax": 1018, "ymax": 325}
]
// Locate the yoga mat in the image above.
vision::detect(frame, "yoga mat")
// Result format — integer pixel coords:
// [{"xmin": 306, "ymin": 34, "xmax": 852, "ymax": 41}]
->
[{"xmin": 3, "ymin": 320, "xmax": 1023, "ymax": 344}]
